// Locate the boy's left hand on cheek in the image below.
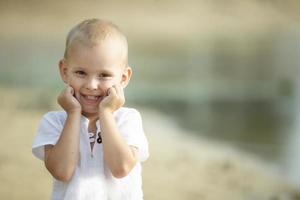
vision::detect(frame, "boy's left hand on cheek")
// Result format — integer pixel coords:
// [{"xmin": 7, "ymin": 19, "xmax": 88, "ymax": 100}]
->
[{"xmin": 99, "ymin": 84, "xmax": 125, "ymax": 114}]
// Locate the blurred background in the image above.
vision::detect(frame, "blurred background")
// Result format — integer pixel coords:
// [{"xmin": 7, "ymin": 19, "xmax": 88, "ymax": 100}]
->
[{"xmin": 1, "ymin": 0, "xmax": 300, "ymax": 199}]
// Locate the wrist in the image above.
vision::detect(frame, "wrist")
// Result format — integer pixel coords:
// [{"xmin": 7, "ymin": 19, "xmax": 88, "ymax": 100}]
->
[
  {"xmin": 99, "ymin": 107, "xmax": 113, "ymax": 117},
  {"xmin": 67, "ymin": 108, "xmax": 82, "ymax": 116}
]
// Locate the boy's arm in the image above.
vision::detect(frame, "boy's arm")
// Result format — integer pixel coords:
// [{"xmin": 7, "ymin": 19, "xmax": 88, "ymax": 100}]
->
[
  {"xmin": 44, "ymin": 86, "xmax": 81, "ymax": 182},
  {"xmin": 99, "ymin": 85, "xmax": 138, "ymax": 178}
]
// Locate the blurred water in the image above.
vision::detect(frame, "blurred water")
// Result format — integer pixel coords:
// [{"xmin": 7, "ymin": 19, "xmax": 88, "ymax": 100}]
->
[{"xmin": 282, "ymin": 80, "xmax": 300, "ymax": 185}]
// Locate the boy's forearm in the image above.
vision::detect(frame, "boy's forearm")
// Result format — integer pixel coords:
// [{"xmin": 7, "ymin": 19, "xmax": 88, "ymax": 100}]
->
[
  {"xmin": 100, "ymin": 110, "xmax": 137, "ymax": 178},
  {"xmin": 45, "ymin": 111, "xmax": 81, "ymax": 181}
]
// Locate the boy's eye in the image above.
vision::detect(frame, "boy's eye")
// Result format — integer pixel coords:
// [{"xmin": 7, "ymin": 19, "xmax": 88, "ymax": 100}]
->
[
  {"xmin": 75, "ymin": 70, "xmax": 86, "ymax": 76},
  {"xmin": 99, "ymin": 73, "xmax": 112, "ymax": 79}
]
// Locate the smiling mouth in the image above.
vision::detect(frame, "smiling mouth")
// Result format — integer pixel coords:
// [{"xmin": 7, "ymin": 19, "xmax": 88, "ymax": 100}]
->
[
  {"xmin": 81, "ymin": 94, "xmax": 103, "ymax": 104},
  {"xmin": 84, "ymin": 95, "xmax": 100, "ymax": 100}
]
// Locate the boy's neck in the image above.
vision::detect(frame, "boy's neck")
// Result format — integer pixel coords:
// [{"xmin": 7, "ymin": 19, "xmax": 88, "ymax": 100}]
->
[
  {"xmin": 83, "ymin": 114, "xmax": 99, "ymax": 133},
  {"xmin": 82, "ymin": 112, "xmax": 99, "ymax": 123}
]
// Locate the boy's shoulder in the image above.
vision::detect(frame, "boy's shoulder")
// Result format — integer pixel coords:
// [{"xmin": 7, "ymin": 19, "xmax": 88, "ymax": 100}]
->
[
  {"xmin": 114, "ymin": 107, "xmax": 142, "ymax": 121},
  {"xmin": 41, "ymin": 110, "xmax": 67, "ymax": 123},
  {"xmin": 43, "ymin": 110, "xmax": 67, "ymax": 117},
  {"xmin": 115, "ymin": 107, "xmax": 141, "ymax": 116}
]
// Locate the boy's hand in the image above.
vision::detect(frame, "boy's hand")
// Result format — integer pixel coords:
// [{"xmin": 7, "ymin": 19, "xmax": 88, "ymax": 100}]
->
[
  {"xmin": 99, "ymin": 84, "xmax": 125, "ymax": 114},
  {"xmin": 57, "ymin": 85, "xmax": 81, "ymax": 114}
]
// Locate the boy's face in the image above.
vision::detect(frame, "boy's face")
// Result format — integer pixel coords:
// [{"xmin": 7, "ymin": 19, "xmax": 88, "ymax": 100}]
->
[{"xmin": 59, "ymin": 39, "xmax": 131, "ymax": 118}]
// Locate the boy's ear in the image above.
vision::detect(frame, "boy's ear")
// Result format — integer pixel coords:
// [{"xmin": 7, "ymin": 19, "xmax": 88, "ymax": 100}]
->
[
  {"xmin": 58, "ymin": 59, "xmax": 68, "ymax": 84},
  {"xmin": 121, "ymin": 66, "xmax": 132, "ymax": 88}
]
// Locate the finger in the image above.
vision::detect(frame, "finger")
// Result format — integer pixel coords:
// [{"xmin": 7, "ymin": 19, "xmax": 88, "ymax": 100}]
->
[
  {"xmin": 107, "ymin": 86, "xmax": 117, "ymax": 96},
  {"xmin": 66, "ymin": 85, "xmax": 75, "ymax": 96},
  {"xmin": 114, "ymin": 84, "xmax": 124, "ymax": 99},
  {"xmin": 69, "ymin": 87, "xmax": 75, "ymax": 96},
  {"xmin": 113, "ymin": 84, "xmax": 120, "ymax": 95}
]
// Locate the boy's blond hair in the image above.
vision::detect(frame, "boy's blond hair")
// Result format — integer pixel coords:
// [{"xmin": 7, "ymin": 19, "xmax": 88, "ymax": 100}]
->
[{"xmin": 64, "ymin": 18, "xmax": 128, "ymax": 64}]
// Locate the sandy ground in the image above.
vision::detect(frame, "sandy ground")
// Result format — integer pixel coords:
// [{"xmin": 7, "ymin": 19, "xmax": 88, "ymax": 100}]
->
[{"xmin": 0, "ymin": 87, "xmax": 300, "ymax": 200}]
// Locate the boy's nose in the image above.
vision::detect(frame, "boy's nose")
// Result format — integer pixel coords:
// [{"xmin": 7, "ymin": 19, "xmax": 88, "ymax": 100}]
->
[{"xmin": 85, "ymin": 78, "xmax": 99, "ymax": 90}]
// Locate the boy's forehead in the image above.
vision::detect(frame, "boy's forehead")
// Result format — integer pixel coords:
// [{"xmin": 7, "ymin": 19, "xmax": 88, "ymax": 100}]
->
[
  {"xmin": 72, "ymin": 36, "xmax": 126, "ymax": 51},
  {"xmin": 67, "ymin": 39, "xmax": 127, "ymax": 67}
]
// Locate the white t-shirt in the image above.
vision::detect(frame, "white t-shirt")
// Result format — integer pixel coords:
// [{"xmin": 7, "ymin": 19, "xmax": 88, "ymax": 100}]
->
[{"xmin": 32, "ymin": 107, "xmax": 149, "ymax": 200}]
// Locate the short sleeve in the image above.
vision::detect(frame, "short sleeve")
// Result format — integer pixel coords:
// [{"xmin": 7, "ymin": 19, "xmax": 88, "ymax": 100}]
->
[
  {"xmin": 117, "ymin": 109, "xmax": 149, "ymax": 162},
  {"xmin": 32, "ymin": 112, "xmax": 65, "ymax": 160}
]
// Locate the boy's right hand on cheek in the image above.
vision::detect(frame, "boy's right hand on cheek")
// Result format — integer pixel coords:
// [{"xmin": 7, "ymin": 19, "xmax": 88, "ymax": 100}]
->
[
  {"xmin": 57, "ymin": 85, "xmax": 81, "ymax": 113},
  {"xmin": 99, "ymin": 84, "xmax": 124, "ymax": 114}
]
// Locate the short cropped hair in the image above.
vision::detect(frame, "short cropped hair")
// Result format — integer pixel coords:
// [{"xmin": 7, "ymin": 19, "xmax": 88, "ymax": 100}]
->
[{"xmin": 64, "ymin": 18, "xmax": 128, "ymax": 63}]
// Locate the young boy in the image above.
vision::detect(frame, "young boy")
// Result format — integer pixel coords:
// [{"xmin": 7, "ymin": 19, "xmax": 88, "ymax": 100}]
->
[{"xmin": 32, "ymin": 19, "xmax": 149, "ymax": 200}]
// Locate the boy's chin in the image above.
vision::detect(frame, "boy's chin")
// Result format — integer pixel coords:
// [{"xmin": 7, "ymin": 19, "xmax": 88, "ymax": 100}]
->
[{"xmin": 81, "ymin": 108, "xmax": 99, "ymax": 118}]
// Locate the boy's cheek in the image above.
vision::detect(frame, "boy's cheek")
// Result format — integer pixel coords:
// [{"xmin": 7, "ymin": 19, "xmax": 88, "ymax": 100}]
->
[{"xmin": 102, "ymin": 81, "xmax": 114, "ymax": 91}]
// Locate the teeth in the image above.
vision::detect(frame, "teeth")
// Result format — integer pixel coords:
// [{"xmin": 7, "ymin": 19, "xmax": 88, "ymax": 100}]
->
[{"xmin": 85, "ymin": 95, "xmax": 99, "ymax": 100}]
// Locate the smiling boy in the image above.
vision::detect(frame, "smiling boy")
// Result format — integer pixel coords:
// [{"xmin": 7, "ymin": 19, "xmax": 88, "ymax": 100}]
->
[{"xmin": 32, "ymin": 19, "xmax": 149, "ymax": 200}]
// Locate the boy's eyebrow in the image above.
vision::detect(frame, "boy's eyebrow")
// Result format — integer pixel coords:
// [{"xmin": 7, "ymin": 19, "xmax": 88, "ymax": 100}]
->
[
  {"xmin": 72, "ymin": 66, "xmax": 115, "ymax": 74},
  {"xmin": 71, "ymin": 65, "xmax": 85, "ymax": 70},
  {"xmin": 74, "ymin": 67, "xmax": 84, "ymax": 70},
  {"xmin": 98, "ymin": 68, "xmax": 114, "ymax": 74}
]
